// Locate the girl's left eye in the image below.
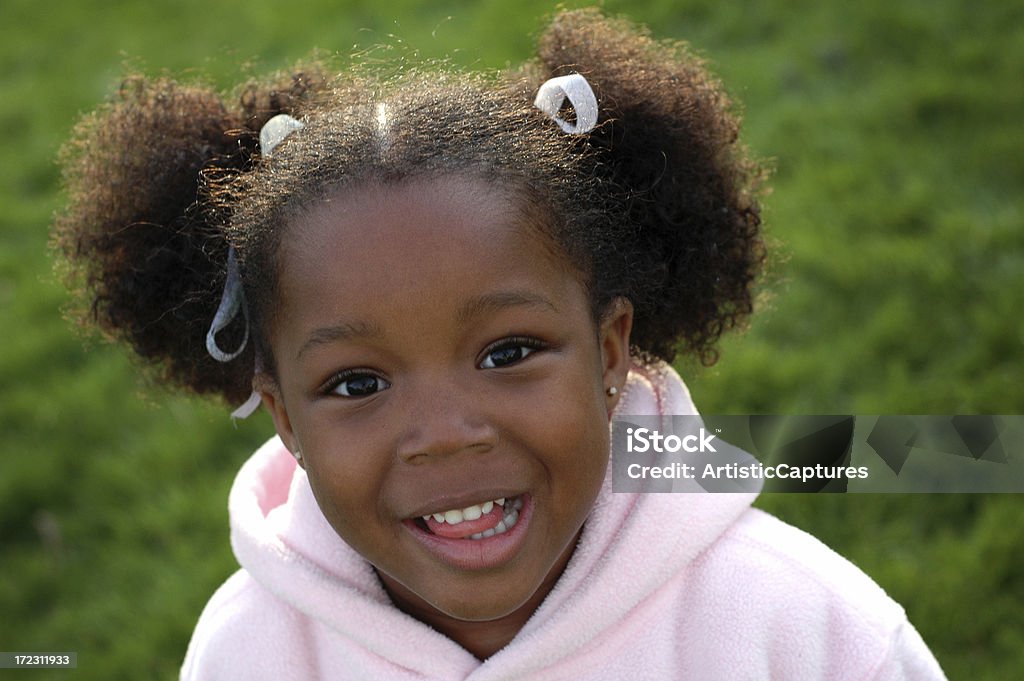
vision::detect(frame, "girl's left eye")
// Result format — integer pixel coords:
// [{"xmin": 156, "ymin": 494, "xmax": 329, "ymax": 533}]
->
[{"xmin": 479, "ymin": 339, "xmax": 544, "ymax": 369}]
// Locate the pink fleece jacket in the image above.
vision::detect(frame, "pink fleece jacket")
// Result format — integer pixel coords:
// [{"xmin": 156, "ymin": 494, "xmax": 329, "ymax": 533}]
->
[{"xmin": 182, "ymin": 364, "xmax": 947, "ymax": 680}]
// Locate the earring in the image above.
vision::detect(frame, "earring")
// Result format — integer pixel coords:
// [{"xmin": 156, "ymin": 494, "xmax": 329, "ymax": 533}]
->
[
  {"xmin": 606, "ymin": 386, "xmax": 618, "ymax": 397},
  {"xmin": 293, "ymin": 449, "xmax": 303, "ymax": 463}
]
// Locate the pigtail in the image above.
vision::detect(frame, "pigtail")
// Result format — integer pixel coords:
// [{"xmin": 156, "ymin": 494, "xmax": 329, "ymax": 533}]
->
[
  {"xmin": 533, "ymin": 9, "xmax": 766, "ymax": 364},
  {"xmin": 53, "ymin": 68, "xmax": 326, "ymax": 403}
]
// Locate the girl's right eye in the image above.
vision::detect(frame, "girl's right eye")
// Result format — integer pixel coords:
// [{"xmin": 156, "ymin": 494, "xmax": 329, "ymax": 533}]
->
[{"xmin": 326, "ymin": 372, "xmax": 391, "ymax": 398}]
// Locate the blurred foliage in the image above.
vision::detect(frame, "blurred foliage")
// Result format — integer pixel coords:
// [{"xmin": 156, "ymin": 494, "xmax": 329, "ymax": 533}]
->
[{"xmin": 0, "ymin": 0, "xmax": 1020, "ymax": 679}]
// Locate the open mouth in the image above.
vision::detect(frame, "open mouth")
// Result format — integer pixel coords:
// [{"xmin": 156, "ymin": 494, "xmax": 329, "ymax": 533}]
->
[{"xmin": 413, "ymin": 495, "xmax": 525, "ymax": 541}]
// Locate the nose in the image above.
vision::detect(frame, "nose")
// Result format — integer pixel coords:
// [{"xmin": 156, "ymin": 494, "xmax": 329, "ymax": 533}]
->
[{"xmin": 395, "ymin": 379, "xmax": 499, "ymax": 464}]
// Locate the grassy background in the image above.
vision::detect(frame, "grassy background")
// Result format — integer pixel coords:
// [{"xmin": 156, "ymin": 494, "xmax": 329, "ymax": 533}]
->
[{"xmin": 1, "ymin": 0, "xmax": 1021, "ymax": 678}]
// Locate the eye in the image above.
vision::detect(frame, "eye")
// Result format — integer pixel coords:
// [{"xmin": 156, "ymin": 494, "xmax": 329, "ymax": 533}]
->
[
  {"xmin": 327, "ymin": 372, "xmax": 391, "ymax": 398},
  {"xmin": 479, "ymin": 337, "xmax": 545, "ymax": 369}
]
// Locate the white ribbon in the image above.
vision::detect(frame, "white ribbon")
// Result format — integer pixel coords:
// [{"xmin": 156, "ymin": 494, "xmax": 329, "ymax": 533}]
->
[
  {"xmin": 205, "ymin": 247, "xmax": 249, "ymax": 362},
  {"xmin": 231, "ymin": 390, "xmax": 263, "ymax": 420},
  {"xmin": 259, "ymin": 113, "xmax": 305, "ymax": 156},
  {"xmin": 206, "ymin": 114, "xmax": 306, "ymax": 365},
  {"xmin": 204, "ymin": 113, "xmax": 306, "ymax": 418},
  {"xmin": 533, "ymin": 73, "xmax": 599, "ymax": 135}
]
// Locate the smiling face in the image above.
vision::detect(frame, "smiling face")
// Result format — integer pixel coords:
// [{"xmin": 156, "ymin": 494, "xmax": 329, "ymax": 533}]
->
[{"xmin": 259, "ymin": 175, "xmax": 631, "ymax": 644}]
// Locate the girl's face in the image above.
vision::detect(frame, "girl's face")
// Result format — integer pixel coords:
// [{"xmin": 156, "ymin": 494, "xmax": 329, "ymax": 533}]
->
[{"xmin": 260, "ymin": 176, "xmax": 631, "ymax": 630}]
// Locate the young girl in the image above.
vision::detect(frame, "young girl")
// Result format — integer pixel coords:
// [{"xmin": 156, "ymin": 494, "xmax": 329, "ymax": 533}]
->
[{"xmin": 55, "ymin": 9, "xmax": 946, "ymax": 680}]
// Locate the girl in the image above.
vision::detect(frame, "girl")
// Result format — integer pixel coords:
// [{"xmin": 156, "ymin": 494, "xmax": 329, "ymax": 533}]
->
[{"xmin": 54, "ymin": 9, "xmax": 946, "ymax": 680}]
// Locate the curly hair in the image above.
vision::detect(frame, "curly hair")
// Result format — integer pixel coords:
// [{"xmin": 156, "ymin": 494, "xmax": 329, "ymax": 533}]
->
[{"xmin": 53, "ymin": 8, "xmax": 766, "ymax": 405}]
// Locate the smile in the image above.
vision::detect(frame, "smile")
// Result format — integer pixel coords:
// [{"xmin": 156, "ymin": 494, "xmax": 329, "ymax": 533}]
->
[
  {"xmin": 404, "ymin": 494, "xmax": 532, "ymax": 570},
  {"xmin": 419, "ymin": 496, "xmax": 525, "ymax": 540}
]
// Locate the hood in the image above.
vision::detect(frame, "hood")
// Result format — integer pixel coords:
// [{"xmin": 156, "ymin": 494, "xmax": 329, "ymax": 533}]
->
[{"xmin": 228, "ymin": 362, "xmax": 758, "ymax": 679}]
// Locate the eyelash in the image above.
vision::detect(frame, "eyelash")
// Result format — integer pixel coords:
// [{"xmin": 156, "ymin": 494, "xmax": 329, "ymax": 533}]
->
[
  {"xmin": 319, "ymin": 336, "xmax": 548, "ymax": 399},
  {"xmin": 321, "ymin": 369, "xmax": 391, "ymax": 399},
  {"xmin": 478, "ymin": 336, "xmax": 548, "ymax": 369}
]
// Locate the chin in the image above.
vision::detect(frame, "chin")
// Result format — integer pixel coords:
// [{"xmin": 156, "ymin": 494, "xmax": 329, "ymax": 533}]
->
[{"xmin": 428, "ymin": 582, "xmax": 537, "ymax": 622}]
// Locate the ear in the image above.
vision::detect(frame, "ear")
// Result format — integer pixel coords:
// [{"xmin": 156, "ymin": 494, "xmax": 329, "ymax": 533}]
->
[
  {"xmin": 598, "ymin": 297, "xmax": 633, "ymax": 414},
  {"xmin": 254, "ymin": 372, "xmax": 304, "ymax": 467}
]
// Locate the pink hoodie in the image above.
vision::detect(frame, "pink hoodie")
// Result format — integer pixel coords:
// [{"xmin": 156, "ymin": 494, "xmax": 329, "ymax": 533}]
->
[{"xmin": 182, "ymin": 364, "xmax": 947, "ymax": 680}]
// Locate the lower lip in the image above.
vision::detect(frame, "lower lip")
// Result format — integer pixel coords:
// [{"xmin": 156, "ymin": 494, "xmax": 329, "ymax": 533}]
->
[{"xmin": 403, "ymin": 496, "xmax": 533, "ymax": 571}]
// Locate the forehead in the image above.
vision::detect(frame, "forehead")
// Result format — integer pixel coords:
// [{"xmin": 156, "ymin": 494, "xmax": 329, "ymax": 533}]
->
[{"xmin": 273, "ymin": 176, "xmax": 582, "ymax": 340}]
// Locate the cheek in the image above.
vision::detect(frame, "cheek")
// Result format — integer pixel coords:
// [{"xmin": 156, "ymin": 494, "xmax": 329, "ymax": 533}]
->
[
  {"xmin": 560, "ymin": 413, "xmax": 612, "ymax": 487},
  {"xmin": 555, "ymin": 372, "xmax": 613, "ymax": 512},
  {"xmin": 511, "ymin": 372, "xmax": 611, "ymax": 491},
  {"xmin": 304, "ymin": 464, "xmax": 363, "ymax": 532},
  {"xmin": 293, "ymin": 403, "xmax": 392, "ymax": 494},
  {"xmin": 300, "ymin": 434, "xmax": 394, "ymax": 552}
]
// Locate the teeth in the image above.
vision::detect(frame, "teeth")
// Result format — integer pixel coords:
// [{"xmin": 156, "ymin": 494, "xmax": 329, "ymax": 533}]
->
[
  {"xmin": 466, "ymin": 503, "xmax": 521, "ymax": 541},
  {"xmin": 423, "ymin": 496, "xmax": 515, "ymax": 525}
]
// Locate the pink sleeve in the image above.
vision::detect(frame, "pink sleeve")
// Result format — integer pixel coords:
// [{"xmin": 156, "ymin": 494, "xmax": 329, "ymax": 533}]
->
[{"xmin": 867, "ymin": 621, "xmax": 947, "ymax": 681}]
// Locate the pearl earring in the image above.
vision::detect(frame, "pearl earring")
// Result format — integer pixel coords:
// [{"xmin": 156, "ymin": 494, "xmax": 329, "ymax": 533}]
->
[
  {"xmin": 293, "ymin": 449, "xmax": 303, "ymax": 463},
  {"xmin": 606, "ymin": 386, "xmax": 618, "ymax": 397}
]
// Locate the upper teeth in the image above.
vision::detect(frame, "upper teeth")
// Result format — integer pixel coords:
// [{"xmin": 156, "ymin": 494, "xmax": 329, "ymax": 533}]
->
[{"xmin": 424, "ymin": 497, "xmax": 506, "ymax": 525}]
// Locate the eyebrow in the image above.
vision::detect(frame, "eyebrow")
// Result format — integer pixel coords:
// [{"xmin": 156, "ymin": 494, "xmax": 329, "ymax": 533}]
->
[
  {"xmin": 457, "ymin": 290, "xmax": 559, "ymax": 325},
  {"xmin": 295, "ymin": 290, "xmax": 557, "ymax": 360},
  {"xmin": 296, "ymin": 320, "xmax": 383, "ymax": 360}
]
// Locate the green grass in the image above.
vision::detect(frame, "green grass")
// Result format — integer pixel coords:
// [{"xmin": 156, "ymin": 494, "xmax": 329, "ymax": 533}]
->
[{"xmin": 1, "ymin": 0, "xmax": 1021, "ymax": 679}]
